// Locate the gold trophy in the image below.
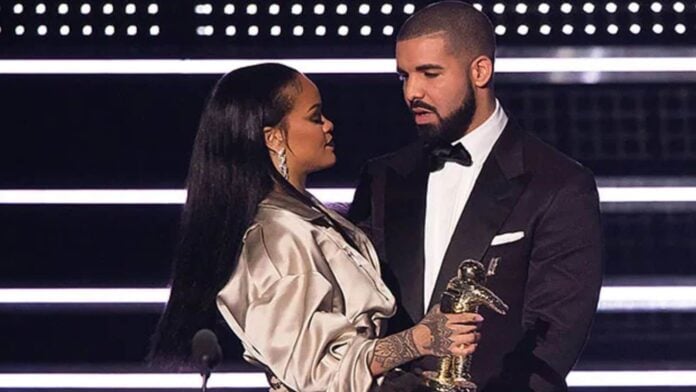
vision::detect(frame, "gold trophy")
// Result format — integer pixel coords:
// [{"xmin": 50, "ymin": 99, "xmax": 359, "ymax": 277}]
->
[{"xmin": 422, "ymin": 259, "xmax": 509, "ymax": 392}]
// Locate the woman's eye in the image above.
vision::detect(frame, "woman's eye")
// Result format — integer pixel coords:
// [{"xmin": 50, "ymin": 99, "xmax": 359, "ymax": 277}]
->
[{"xmin": 312, "ymin": 115, "xmax": 324, "ymax": 124}]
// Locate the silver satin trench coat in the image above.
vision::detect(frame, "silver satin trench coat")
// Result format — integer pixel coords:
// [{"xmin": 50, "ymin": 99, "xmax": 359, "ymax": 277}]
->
[{"xmin": 217, "ymin": 190, "xmax": 396, "ymax": 392}]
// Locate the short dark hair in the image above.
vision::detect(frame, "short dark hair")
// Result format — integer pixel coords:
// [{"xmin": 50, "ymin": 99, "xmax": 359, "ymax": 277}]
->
[{"xmin": 397, "ymin": 1, "xmax": 496, "ymax": 63}]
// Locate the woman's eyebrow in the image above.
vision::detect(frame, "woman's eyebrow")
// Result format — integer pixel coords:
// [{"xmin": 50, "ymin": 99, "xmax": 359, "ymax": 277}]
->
[{"xmin": 306, "ymin": 103, "xmax": 322, "ymax": 113}]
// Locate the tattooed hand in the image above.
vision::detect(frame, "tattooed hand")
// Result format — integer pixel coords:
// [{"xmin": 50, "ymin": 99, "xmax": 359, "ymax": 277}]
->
[
  {"xmin": 414, "ymin": 307, "xmax": 483, "ymax": 357},
  {"xmin": 371, "ymin": 326, "xmax": 421, "ymax": 375},
  {"xmin": 369, "ymin": 308, "xmax": 483, "ymax": 376}
]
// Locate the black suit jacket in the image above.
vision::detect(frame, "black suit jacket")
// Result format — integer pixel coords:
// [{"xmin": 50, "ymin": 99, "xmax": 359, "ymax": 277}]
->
[{"xmin": 349, "ymin": 120, "xmax": 603, "ymax": 391}]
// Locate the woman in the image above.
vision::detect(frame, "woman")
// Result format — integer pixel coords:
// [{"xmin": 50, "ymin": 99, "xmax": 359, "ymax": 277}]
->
[{"xmin": 150, "ymin": 63, "xmax": 482, "ymax": 391}]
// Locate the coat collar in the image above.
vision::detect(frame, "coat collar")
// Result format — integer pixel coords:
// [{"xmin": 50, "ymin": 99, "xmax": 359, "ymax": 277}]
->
[
  {"xmin": 385, "ymin": 139, "xmax": 428, "ymax": 178},
  {"xmin": 258, "ymin": 189, "xmax": 325, "ymax": 222},
  {"xmin": 259, "ymin": 188, "xmax": 370, "ymax": 256},
  {"xmin": 491, "ymin": 115, "xmax": 527, "ymax": 181},
  {"xmin": 386, "ymin": 112, "xmax": 526, "ymax": 181}
]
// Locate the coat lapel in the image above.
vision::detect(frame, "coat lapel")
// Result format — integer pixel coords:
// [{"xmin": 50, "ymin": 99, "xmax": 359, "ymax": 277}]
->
[
  {"xmin": 428, "ymin": 121, "xmax": 531, "ymax": 310},
  {"xmin": 384, "ymin": 141, "xmax": 429, "ymax": 322},
  {"xmin": 320, "ymin": 204, "xmax": 377, "ymax": 266}
]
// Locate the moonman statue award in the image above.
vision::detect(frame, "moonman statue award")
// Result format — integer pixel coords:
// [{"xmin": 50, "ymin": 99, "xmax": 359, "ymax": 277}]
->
[{"xmin": 422, "ymin": 259, "xmax": 509, "ymax": 392}]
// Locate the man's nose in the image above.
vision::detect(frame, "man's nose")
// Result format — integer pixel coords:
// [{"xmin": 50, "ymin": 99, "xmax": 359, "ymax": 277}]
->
[{"xmin": 403, "ymin": 78, "xmax": 424, "ymax": 103}]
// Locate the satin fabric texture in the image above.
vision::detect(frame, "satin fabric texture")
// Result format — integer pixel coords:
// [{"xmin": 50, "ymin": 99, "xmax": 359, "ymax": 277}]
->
[{"xmin": 217, "ymin": 190, "xmax": 396, "ymax": 392}]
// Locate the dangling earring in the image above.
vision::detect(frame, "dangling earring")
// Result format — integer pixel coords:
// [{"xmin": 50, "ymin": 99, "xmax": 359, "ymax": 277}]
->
[{"xmin": 278, "ymin": 147, "xmax": 289, "ymax": 180}]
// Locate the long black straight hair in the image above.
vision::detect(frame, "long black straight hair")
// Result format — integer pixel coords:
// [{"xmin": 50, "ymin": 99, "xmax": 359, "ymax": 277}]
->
[{"xmin": 148, "ymin": 63, "xmax": 303, "ymax": 367}]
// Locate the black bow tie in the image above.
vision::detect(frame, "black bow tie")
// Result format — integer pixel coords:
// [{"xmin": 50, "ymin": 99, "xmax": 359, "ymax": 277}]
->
[{"xmin": 427, "ymin": 141, "xmax": 473, "ymax": 172}]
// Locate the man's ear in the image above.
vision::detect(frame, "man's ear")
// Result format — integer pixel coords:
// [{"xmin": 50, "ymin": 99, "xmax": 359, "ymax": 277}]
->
[
  {"xmin": 264, "ymin": 126, "xmax": 284, "ymax": 152},
  {"xmin": 470, "ymin": 55, "xmax": 494, "ymax": 88}
]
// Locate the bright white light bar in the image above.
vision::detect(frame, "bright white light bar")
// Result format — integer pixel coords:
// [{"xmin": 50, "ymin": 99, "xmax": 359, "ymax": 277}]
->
[
  {"xmin": 3, "ymin": 187, "xmax": 696, "ymax": 205},
  {"xmin": 0, "ymin": 288, "xmax": 169, "ymax": 304},
  {"xmin": 307, "ymin": 188, "xmax": 354, "ymax": 204},
  {"xmin": 0, "ymin": 372, "xmax": 268, "ymax": 389},
  {"xmin": 0, "ymin": 190, "xmax": 186, "ymax": 204},
  {"xmin": 3, "ymin": 286, "xmax": 696, "ymax": 311},
  {"xmin": 568, "ymin": 371, "xmax": 696, "ymax": 387},
  {"xmin": 0, "ymin": 59, "xmax": 393, "ymax": 74},
  {"xmin": 442, "ymin": 57, "xmax": 696, "ymax": 73},
  {"xmin": 2, "ymin": 57, "xmax": 696, "ymax": 74},
  {"xmin": 1, "ymin": 370, "xmax": 696, "ymax": 388},
  {"xmin": 599, "ymin": 186, "xmax": 696, "ymax": 202},
  {"xmin": 598, "ymin": 286, "xmax": 696, "ymax": 311},
  {"xmin": 0, "ymin": 188, "xmax": 353, "ymax": 204}
]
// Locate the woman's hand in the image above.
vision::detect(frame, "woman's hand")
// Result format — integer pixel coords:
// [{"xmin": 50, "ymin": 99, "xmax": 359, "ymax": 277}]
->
[
  {"xmin": 412, "ymin": 306, "xmax": 483, "ymax": 357},
  {"xmin": 369, "ymin": 307, "xmax": 483, "ymax": 376}
]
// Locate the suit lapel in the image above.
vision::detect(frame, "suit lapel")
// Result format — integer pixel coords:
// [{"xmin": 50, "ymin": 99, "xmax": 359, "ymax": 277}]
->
[
  {"xmin": 384, "ymin": 142, "xmax": 429, "ymax": 322},
  {"xmin": 428, "ymin": 121, "xmax": 531, "ymax": 309}
]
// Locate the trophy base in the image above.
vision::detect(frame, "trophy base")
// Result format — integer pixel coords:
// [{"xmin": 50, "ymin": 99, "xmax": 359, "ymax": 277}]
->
[{"xmin": 421, "ymin": 371, "xmax": 477, "ymax": 392}]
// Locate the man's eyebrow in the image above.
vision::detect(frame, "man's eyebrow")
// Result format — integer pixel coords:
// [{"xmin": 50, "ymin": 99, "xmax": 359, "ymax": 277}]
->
[
  {"xmin": 415, "ymin": 64, "xmax": 444, "ymax": 72},
  {"xmin": 396, "ymin": 64, "xmax": 445, "ymax": 74}
]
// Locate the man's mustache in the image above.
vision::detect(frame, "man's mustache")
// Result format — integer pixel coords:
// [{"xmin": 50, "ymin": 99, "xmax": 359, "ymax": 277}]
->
[{"xmin": 410, "ymin": 100, "xmax": 438, "ymax": 114}]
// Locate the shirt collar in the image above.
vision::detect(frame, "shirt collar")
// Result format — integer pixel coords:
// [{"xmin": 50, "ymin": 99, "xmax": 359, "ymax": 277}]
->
[{"xmin": 452, "ymin": 99, "xmax": 508, "ymax": 166}]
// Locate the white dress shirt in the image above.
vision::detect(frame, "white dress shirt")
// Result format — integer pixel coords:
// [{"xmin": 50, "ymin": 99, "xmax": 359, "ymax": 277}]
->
[{"xmin": 423, "ymin": 100, "xmax": 508, "ymax": 311}]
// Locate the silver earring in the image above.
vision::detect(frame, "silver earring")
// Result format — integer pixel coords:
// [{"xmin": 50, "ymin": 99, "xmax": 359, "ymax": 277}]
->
[{"xmin": 278, "ymin": 147, "xmax": 289, "ymax": 180}]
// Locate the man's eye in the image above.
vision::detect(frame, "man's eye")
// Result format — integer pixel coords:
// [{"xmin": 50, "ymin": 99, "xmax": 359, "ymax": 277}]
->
[{"xmin": 424, "ymin": 72, "xmax": 439, "ymax": 78}]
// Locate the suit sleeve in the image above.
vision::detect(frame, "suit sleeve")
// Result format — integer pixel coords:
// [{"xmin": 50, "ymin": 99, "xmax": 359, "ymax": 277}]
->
[
  {"xmin": 523, "ymin": 170, "xmax": 603, "ymax": 391},
  {"xmin": 217, "ymin": 225, "xmax": 377, "ymax": 392}
]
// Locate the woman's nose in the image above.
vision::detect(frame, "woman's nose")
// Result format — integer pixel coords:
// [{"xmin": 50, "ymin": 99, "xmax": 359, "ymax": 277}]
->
[{"xmin": 323, "ymin": 116, "xmax": 334, "ymax": 132}]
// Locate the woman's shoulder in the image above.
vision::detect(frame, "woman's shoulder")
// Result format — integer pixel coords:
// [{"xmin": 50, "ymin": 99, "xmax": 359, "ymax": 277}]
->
[
  {"xmin": 248, "ymin": 199, "xmax": 322, "ymax": 243},
  {"xmin": 240, "ymin": 205, "xmax": 327, "ymax": 281},
  {"xmin": 259, "ymin": 190, "xmax": 323, "ymax": 219}
]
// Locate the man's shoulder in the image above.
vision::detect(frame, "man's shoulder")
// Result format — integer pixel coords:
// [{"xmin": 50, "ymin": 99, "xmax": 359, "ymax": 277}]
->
[{"xmin": 519, "ymin": 129, "xmax": 594, "ymax": 182}]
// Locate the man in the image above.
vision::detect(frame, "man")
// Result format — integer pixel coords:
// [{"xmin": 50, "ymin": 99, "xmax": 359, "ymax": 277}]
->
[{"xmin": 349, "ymin": 2, "xmax": 603, "ymax": 391}]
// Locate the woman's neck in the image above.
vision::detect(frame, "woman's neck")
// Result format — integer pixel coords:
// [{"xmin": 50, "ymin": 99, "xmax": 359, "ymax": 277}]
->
[
  {"xmin": 274, "ymin": 173, "xmax": 306, "ymax": 194},
  {"xmin": 287, "ymin": 172, "xmax": 306, "ymax": 192}
]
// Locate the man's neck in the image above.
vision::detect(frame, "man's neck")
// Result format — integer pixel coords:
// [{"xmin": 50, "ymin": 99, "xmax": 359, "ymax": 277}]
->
[{"xmin": 464, "ymin": 96, "xmax": 497, "ymax": 136}]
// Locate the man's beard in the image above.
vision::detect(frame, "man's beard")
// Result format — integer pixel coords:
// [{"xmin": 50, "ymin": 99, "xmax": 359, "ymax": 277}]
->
[{"xmin": 415, "ymin": 83, "xmax": 477, "ymax": 143}]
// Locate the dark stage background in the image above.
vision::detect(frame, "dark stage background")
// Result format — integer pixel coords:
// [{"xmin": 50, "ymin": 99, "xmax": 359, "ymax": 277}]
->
[{"xmin": 2, "ymin": 1, "xmax": 696, "ymax": 391}]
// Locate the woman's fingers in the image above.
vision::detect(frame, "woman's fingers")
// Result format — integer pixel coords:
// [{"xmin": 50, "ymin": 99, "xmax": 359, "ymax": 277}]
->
[
  {"xmin": 448, "ymin": 332, "xmax": 481, "ymax": 355},
  {"xmin": 446, "ymin": 323, "xmax": 478, "ymax": 334},
  {"xmin": 447, "ymin": 327, "xmax": 481, "ymax": 356},
  {"xmin": 451, "ymin": 342, "xmax": 478, "ymax": 356},
  {"xmin": 450, "ymin": 331, "xmax": 481, "ymax": 345},
  {"xmin": 446, "ymin": 312, "xmax": 484, "ymax": 325}
]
